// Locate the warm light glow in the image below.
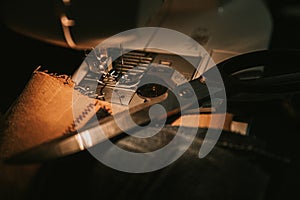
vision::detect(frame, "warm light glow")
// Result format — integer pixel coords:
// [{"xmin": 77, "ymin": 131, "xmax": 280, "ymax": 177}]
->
[
  {"xmin": 75, "ymin": 134, "xmax": 85, "ymax": 150},
  {"xmin": 80, "ymin": 130, "xmax": 94, "ymax": 148},
  {"xmin": 75, "ymin": 130, "xmax": 94, "ymax": 150},
  {"xmin": 62, "ymin": 0, "xmax": 71, "ymax": 5},
  {"xmin": 60, "ymin": 15, "xmax": 75, "ymax": 27},
  {"xmin": 60, "ymin": 15, "xmax": 77, "ymax": 48}
]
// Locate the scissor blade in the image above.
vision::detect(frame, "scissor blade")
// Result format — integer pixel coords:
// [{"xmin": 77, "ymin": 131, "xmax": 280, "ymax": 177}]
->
[
  {"xmin": 5, "ymin": 77, "xmax": 212, "ymax": 164},
  {"xmin": 5, "ymin": 133, "xmax": 83, "ymax": 163},
  {"xmin": 4, "ymin": 93, "xmax": 173, "ymax": 164}
]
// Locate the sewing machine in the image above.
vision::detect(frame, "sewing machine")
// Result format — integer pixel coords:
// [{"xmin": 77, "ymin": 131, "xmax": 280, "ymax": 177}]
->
[{"xmin": 1, "ymin": 0, "xmax": 274, "ymax": 136}]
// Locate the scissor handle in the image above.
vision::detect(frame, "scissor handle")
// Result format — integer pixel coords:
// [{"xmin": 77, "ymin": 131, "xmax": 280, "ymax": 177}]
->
[
  {"xmin": 204, "ymin": 49, "xmax": 300, "ymax": 100},
  {"xmin": 216, "ymin": 49, "xmax": 300, "ymax": 76}
]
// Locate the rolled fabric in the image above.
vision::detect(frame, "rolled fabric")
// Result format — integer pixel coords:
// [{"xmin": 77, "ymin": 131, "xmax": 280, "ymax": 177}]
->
[{"xmin": 0, "ymin": 66, "xmax": 110, "ymax": 200}]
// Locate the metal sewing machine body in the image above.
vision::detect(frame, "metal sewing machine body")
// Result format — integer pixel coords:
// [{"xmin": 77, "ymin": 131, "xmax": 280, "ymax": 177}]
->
[{"xmin": 75, "ymin": 48, "xmax": 202, "ymax": 107}]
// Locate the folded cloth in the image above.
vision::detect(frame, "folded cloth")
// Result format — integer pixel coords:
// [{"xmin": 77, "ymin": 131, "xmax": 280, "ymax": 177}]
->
[
  {"xmin": 0, "ymin": 66, "xmax": 111, "ymax": 200},
  {"xmin": 0, "ymin": 66, "xmax": 111, "ymax": 159}
]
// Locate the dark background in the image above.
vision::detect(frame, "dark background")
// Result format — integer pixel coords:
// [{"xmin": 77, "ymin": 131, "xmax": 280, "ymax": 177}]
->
[
  {"xmin": 0, "ymin": 24, "xmax": 85, "ymax": 114},
  {"xmin": 0, "ymin": 0, "xmax": 300, "ymax": 199}
]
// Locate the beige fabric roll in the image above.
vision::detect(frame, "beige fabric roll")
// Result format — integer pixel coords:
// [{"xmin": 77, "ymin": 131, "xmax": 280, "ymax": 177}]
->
[
  {"xmin": 0, "ymin": 67, "xmax": 111, "ymax": 158},
  {"xmin": 0, "ymin": 67, "xmax": 111, "ymax": 200}
]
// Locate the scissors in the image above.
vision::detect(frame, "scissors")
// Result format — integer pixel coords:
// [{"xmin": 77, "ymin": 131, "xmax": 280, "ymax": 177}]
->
[{"xmin": 5, "ymin": 49, "xmax": 300, "ymax": 164}]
